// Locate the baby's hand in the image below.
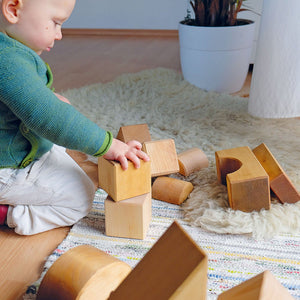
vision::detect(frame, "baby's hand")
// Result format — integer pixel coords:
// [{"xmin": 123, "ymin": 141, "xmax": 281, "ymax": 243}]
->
[{"xmin": 103, "ymin": 139, "xmax": 150, "ymax": 170}]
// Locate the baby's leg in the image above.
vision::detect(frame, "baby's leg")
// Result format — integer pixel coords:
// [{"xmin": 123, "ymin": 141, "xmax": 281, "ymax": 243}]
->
[{"xmin": 0, "ymin": 145, "xmax": 95, "ymax": 235}]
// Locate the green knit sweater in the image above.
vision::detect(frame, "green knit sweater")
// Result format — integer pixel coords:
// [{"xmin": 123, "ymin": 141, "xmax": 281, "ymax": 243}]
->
[{"xmin": 0, "ymin": 33, "xmax": 112, "ymax": 169}]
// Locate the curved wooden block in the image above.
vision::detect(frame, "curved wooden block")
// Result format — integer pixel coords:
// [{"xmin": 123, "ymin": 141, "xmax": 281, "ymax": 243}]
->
[
  {"xmin": 178, "ymin": 148, "xmax": 209, "ymax": 176},
  {"xmin": 152, "ymin": 177, "xmax": 194, "ymax": 205},
  {"xmin": 37, "ymin": 245, "xmax": 131, "ymax": 300},
  {"xmin": 253, "ymin": 143, "xmax": 300, "ymax": 204},
  {"xmin": 215, "ymin": 146, "xmax": 270, "ymax": 212}
]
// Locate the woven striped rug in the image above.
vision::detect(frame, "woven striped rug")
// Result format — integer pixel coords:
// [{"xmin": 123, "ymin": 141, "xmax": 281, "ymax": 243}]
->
[{"xmin": 26, "ymin": 189, "xmax": 300, "ymax": 299}]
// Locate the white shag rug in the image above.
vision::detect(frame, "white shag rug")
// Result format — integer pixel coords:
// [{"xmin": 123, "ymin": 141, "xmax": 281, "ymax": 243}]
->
[{"xmin": 63, "ymin": 68, "xmax": 300, "ymax": 239}]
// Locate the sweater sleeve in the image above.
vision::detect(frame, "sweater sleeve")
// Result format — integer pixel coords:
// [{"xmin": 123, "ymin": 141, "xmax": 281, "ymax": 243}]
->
[{"xmin": 0, "ymin": 47, "xmax": 112, "ymax": 156}]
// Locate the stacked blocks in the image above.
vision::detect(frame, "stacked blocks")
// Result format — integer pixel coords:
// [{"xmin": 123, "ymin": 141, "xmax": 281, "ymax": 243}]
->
[
  {"xmin": 99, "ymin": 123, "xmax": 210, "ymax": 239},
  {"xmin": 98, "ymin": 157, "xmax": 151, "ymax": 240}
]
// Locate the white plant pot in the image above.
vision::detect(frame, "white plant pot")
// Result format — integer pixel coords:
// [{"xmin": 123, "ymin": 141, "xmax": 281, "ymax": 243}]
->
[{"xmin": 178, "ymin": 21, "xmax": 256, "ymax": 93}]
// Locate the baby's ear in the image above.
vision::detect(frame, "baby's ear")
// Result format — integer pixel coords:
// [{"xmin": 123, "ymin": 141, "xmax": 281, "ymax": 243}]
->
[{"xmin": 2, "ymin": 0, "xmax": 23, "ymax": 24}]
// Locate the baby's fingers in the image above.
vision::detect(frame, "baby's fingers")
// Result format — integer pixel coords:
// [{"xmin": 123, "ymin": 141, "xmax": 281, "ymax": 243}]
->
[
  {"xmin": 126, "ymin": 151, "xmax": 141, "ymax": 169},
  {"xmin": 117, "ymin": 155, "xmax": 128, "ymax": 170},
  {"xmin": 136, "ymin": 149, "xmax": 150, "ymax": 162},
  {"xmin": 127, "ymin": 140, "xmax": 142, "ymax": 150}
]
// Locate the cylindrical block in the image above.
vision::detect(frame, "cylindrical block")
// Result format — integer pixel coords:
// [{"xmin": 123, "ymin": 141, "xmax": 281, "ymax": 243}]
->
[
  {"xmin": 152, "ymin": 177, "xmax": 194, "ymax": 205},
  {"xmin": 37, "ymin": 245, "xmax": 131, "ymax": 300},
  {"xmin": 178, "ymin": 148, "xmax": 209, "ymax": 177}
]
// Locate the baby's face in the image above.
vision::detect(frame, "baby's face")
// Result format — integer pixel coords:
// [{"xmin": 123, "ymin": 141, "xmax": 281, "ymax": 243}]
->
[{"xmin": 10, "ymin": 0, "xmax": 76, "ymax": 54}]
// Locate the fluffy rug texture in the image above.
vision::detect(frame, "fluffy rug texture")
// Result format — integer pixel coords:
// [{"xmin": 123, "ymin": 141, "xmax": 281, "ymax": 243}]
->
[
  {"xmin": 64, "ymin": 67, "xmax": 300, "ymax": 239},
  {"xmin": 25, "ymin": 68, "xmax": 300, "ymax": 299}
]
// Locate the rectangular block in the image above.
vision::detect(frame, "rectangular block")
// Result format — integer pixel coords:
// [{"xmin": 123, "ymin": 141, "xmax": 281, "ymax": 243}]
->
[
  {"xmin": 142, "ymin": 139, "xmax": 179, "ymax": 177},
  {"xmin": 105, "ymin": 193, "xmax": 152, "ymax": 240},
  {"xmin": 253, "ymin": 143, "xmax": 300, "ymax": 204},
  {"xmin": 116, "ymin": 123, "xmax": 151, "ymax": 144},
  {"xmin": 98, "ymin": 157, "xmax": 151, "ymax": 202}
]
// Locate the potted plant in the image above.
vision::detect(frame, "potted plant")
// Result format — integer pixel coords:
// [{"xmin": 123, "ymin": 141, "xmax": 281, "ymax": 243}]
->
[{"xmin": 179, "ymin": 0, "xmax": 256, "ymax": 93}]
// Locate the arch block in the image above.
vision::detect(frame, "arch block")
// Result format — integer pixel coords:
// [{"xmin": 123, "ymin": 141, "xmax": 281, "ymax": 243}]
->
[{"xmin": 215, "ymin": 146, "xmax": 270, "ymax": 212}]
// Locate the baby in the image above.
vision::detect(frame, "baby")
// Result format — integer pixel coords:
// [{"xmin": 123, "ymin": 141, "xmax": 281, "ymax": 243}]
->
[{"xmin": 0, "ymin": 0, "xmax": 149, "ymax": 235}]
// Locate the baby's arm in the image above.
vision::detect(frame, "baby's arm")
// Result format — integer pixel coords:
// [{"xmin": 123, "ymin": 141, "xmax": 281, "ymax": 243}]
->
[{"xmin": 103, "ymin": 139, "xmax": 150, "ymax": 170}]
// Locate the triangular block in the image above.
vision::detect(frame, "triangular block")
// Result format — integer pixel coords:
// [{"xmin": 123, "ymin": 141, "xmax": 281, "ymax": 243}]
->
[
  {"xmin": 218, "ymin": 270, "xmax": 294, "ymax": 300},
  {"xmin": 109, "ymin": 221, "xmax": 208, "ymax": 300}
]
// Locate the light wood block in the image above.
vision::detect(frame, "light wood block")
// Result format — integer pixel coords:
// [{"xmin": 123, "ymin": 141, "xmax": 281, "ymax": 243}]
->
[
  {"xmin": 98, "ymin": 157, "xmax": 151, "ymax": 202},
  {"xmin": 215, "ymin": 146, "xmax": 270, "ymax": 212},
  {"xmin": 178, "ymin": 148, "xmax": 209, "ymax": 176},
  {"xmin": 105, "ymin": 193, "xmax": 152, "ymax": 240},
  {"xmin": 37, "ymin": 245, "xmax": 131, "ymax": 300},
  {"xmin": 116, "ymin": 123, "xmax": 151, "ymax": 143},
  {"xmin": 152, "ymin": 177, "xmax": 194, "ymax": 205},
  {"xmin": 253, "ymin": 143, "xmax": 300, "ymax": 204},
  {"xmin": 217, "ymin": 270, "xmax": 294, "ymax": 300},
  {"xmin": 109, "ymin": 221, "xmax": 208, "ymax": 300},
  {"xmin": 142, "ymin": 139, "xmax": 179, "ymax": 177}
]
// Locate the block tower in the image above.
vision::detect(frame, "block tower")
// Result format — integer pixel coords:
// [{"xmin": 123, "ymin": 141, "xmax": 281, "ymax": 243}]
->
[{"xmin": 98, "ymin": 124, "xmax": 152, "ymax": 240}]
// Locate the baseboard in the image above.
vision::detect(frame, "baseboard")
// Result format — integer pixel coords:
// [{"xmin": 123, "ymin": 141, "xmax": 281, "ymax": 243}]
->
[{"xmin": 61, "ymin": 28, "xmax": 179, "ymax": 38}]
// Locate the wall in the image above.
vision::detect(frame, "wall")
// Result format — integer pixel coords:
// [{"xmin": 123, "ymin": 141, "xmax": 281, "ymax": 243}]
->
[
  {"xmin": 64, "ymin": 0, "xmax": 262, "ymax": 30},
  {"xmin": 64, "ymin": 0, "xmax": 186, "ymax": 29}
]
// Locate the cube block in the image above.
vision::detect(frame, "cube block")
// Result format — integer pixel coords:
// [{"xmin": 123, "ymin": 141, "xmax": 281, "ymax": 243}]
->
[
  {"xmin": 105, "ymin": 193, "xmax": 152, "ymax": 240},
  {"xmin": 98, "ymin": 157, "xmax": 151, "ymax": 201}
]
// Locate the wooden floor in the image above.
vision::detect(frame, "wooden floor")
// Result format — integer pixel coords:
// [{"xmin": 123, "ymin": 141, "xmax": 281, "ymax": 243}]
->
[{"xmin": 0, "ymin": 31, "xmax": 252, "ymax": 300}]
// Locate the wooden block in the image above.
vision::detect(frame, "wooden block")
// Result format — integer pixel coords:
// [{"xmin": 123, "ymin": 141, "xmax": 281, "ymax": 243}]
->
[
  {"xmin": 98, "ymin": 157, "xmax": 151, "ymax": 201},
  {"xmin": 37, "ymin": 245, "xmax": 131, "ymax": 300},
  {"xmin": 253, "ymin": 143, "xmax": 300, "ymax": 204},
  {"xmin": 116, "ymin": 123, "xmax": 151, "ymax": 143},
  {"xmin": 178, "ymin": 148, "xmax": 209, "ymax": 176},
  {"xmin": 217, "ymin": 270, "xmax": 294, "ymax": 300},
  {"xmin": 152, "ymin": 177, "xmax": 194, "ymax": 205},
  {"xmin": 215, "ymin": 146, "xmax": 270, "ymax": 212},
  {"xmin": 142, "ymin": 139, "xmax": 179, "ymax": 177},
  {"xmin": 109, "ymin": 221, "xmax": 208, "ymax": 300},
  {"xmin": 105, "ymin": 193, "xmax": 152, "ymax": 240}
]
